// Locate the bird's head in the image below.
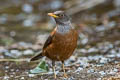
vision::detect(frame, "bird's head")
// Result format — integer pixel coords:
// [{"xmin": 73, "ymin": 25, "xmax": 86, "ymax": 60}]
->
[{"xmin": 48, "ymin": 11, "xmax": 70, "ymax": 25}]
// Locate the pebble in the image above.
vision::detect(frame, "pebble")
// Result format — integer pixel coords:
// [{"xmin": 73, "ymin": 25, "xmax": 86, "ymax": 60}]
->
[
  {"xmin": 88, "ymin": 55, "xmax": 103, "ymax": 61},
  {"xmin": 116, "ymin": 54, "xmax": 120, "ymax": 58},
  {"xmin": 16, "ymin": 69, "xmax": 19, "ymax": 72},
  {"xmin": 10, "ymin": 31, "xmax": 16, "ymax": 37},
  {"xmin": 10, "ymin": 69, "xmax": 14, "ymax": 72},
  {"xmin": 87, "ymin": 47, "xmax": 98, "ymax": 53},
  {"xmin": 3, "ymin": 76, "xmax": 9, "ymax": 79},
  {"xmin": 5, "ymin": 66, "xmax": 9, "ymax": 69},
  {"xmin": 77, "ymin": 57, "xmax": 89, "ymax": 68},
  {"xmin": 97, "ymin": 78, "xmax": 102, "ymax": 80},
  {"xmin": 113, "ymin": 68, "xmax": 118, "ymax": 72},
  {"xmin": 23, "ymin": 49, "xmax": 34, "ymax": 55},
  {"xmin": 79, "ymin": 33, "xmax": 88, "ymax": 45},
  {"xmin": 0, "ymin": 46, "xmax": 7, "ymax": 53},
  {"xmin": 96, "ymin": 25, "xmax": 105, "ymax": 31},
  {"xmin": 18, "ymin": 42, "xmax": 33, "ymax": 49},
  {"xmin": 10, "ymin": 75, "xmax": 14, "ymax": 77},
  {"xmin": 23, "ymin": 19, "xmax": 34, "ymax": 27},
  {"xmin": 28, "ymin": 74, "xmax": 35, "ymax": 77},
  {"xmin": 5, "ymin": 50, "xmax": 22, "ymax": 58},
  {"xmin": 22, "ymin": 4, "xmax": 33, "ymax": 13},
  {"xmin": 68, "ymin": 77, "xmax": 75, "ymax": 80},
  {"xmin": 75, "ymin": 67, "xmax": 83, "ymax": 72},
  {"xmin": 110, "ymin": 49, "xmax": 116, "ymax": 54},
  {"xmin": 100, "ymin": 57, "xmax": 108, "ymax": 64},
  {"xmin": 96, "ymin": 64, "xmax": 103, "ymax": 67},
  {"xmin": 21, "ymin": 77, "xmax": 25, "ymax": 80},
  {"xmin": 0, "ymin": 14, "xmax": 7, "ymax": 24},
  {"xmin": 11, "ymin": 72, "xmax": 15, "ymax": 75},
  {"xmin": 106, "ymin": 54, "xmax": 115, "ymax": 58},
  {"xmin": 109, "ymin": 70, "xmax": 116, "ymax": 75},
  {"xmin": 87, "ymin": 69, "xmax": 95, "ymax": 73},
  {"xmin": 5, "ymin": 70, "xmax": 8, "ymax": 73},
  {"xmin": 79, "ymin": 49, "xmax": 87, "ymax": 53},
  {"xmin": 99, "ymin": 71, "xmax": 106, "ymax": 76},
  {"xmin": 81, "ymin": 38, "xmax": 88, "ymax": 45}
]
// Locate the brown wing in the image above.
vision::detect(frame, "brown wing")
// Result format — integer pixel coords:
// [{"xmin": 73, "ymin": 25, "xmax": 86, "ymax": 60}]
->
[
  {"xmin": 30, "ymin": 30, "xmax": 55, "ymax": 61},
  {"xmin": 30, "ymin": 34, "xmax": 53, "ymax": 61},
  {"xmin": 30, "ymin": 33, "xmax": 54, "ymax": 61},
  {"xmin": 43, "ymin": 35, "xmax": 53, "ymax": 50},
  {"xmin": 43, "ymin": 29, "xmax": 55, "ymax": 50}
]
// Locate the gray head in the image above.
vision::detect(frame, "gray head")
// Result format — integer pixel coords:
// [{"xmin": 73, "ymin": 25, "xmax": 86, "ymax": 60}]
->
[
  {"xmin": 48, "ymin": 11, "xmax": 73, "ymax": 34},
  {"xmin": 48, "ymin": 11, "xmax": 71, "ymax": 25}
]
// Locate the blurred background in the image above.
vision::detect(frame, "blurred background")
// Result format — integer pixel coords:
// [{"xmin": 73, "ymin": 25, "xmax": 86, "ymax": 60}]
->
[
  {"xmin": 0, "ymin": 0, "xmax": 119, "ymax": 43},
  {"xmin": 0, "ymin": 0, "xmax": 120, "ymax": 79}
]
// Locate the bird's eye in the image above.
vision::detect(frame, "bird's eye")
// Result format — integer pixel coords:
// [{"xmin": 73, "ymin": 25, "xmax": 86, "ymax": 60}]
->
[{"xmin": 59, "ymin": 14, "xmax": 64, "ymax": 17}]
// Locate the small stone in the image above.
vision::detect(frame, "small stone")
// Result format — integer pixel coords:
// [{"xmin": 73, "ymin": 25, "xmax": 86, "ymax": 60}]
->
[
  {"xmin": 10, "ymin": 31, "xmax": 16, "ymax": 37},
  {"xmin": 110, "ymin": 49, "xmax": 116, "ymax": 54},
  {"xmin": 5, "ymin": 66, "xmax": 9, "ymax": 69},
  {"xmin": 28, "ymin": 74, "xmax": 35, "ymax": 77},
  {"xmin": 99, "ymin": 71, "xmax": 106, "ymax": 76},
  {"xmin": 21, "ymin": 77, "xmax": 25, "ymax": 79},
  {"xmin": 10, "ymin": 69, "xmax": 14, "ymax": 72},
  {"xmin": 69, "ymin": 56, "xmax": 76, "ymax": 62},
  {"xmin": 4, "ymin": 76, "xmax": 9, "ymax": 79},
  {"xmin": 116, "ymin": 54, "xmax": 120, "ymax": 58},
  {"xmin": 5, "ymin": 50, "xmax": 22, "ymax": 58},
  {"xmin": 10, "ymin": 75, "xmax": 14, "ymax": 77},
  {"xmin": 23, "ymin": 49, "xmax": 34, "ymax": 55},
  {"xmin": 77, "ymin": 57, "xmax": 89, "ymax": 68},
  {"xmin": 109, "ymin": 70, "xmax": 116, "ymax": 75},
  {"xmin": 12, "ymin": 72, "xmax": 15, "ymax": 75},
  {"xmin": 16, "ymin": 69, "xmax": 19, "ymax": 72},
  {"xmin": 79, "ymin": 49, "xmax": 87, "ymax": 53},
  {"xmin": 97, "ymin": 78, "xmax": 102, "ymax": 80},
  {"xmin": 22, "ymin": 4, "xmax": 33, "ymax": 13},
  {"xmin": 0, "ymin": 15, "xmax": 7, "ymax": 24},
  {"xmin": 87, "ymin": 69, "xmax": 95, "ymax": 73},
  {"xmin": 113, "ymin": 68, "xmax": 118, "ymax": 72},
  {"xmin": 106, "ymin": 54, "xmax": 115, "ymax": 58},
  {"xmin": 88, "ymin": 47, "xmax": 98, "ymax": 53},
  {"xmin": 23, "ymin": 19, "xmax": 33, "ymax": 27},
  {"xmin": 100, "ymin": 57, "xmax": 108, "ymax": 64},
  {"xmin": 75, "ymin": 67, "xmax": 83, "ymax": 72},
  {"xmin": 5, "ymin": 70, "xmax": 8, "ymax": 73}
]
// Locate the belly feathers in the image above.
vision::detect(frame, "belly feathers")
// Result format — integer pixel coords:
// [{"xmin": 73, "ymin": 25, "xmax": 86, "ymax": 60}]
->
[{"xmin": 44, "ymin": 30, "xmax": 78, "ymax": 61}]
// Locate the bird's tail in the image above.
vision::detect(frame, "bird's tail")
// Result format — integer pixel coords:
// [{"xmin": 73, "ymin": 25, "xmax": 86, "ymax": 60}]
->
[{"xmin": 30, "ymin": 51, "xmax": 43, "ymax": 61}]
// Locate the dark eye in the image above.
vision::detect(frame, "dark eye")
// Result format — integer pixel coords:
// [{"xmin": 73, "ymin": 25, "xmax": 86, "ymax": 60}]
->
[{"xmin": 59, "ymin": 14, "xmax": 64, "ymax": 17}]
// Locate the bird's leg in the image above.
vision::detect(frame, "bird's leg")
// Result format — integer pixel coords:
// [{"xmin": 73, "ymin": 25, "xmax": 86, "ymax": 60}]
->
[
  {"xmin": 52, "ymin": 61, "xmax": 56, "ymax": 79},
  {"xmin": 62, "ymin": 61, "xmax": 68, "ymax": 78}
]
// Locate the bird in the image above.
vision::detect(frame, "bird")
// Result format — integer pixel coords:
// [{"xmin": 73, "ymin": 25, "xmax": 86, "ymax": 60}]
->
[{"xmin": 30, "ymin": 11, "xmax": 78, "ymax": 79}]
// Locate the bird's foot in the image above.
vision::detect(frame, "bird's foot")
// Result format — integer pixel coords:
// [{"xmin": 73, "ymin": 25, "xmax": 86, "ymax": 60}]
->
[
  {"xmin": 63, "ymin": 73, "xmax": 68, "ymax": 78},
  {"xmin": 54, "ymin": 73, "xmax": 57, "ymax": 79}
]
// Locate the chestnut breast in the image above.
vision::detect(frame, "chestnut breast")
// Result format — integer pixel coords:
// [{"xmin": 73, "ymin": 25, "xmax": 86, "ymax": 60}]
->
[{"xmin": 44, "ymin": 29, "xmax": 78, "ymax": 61}]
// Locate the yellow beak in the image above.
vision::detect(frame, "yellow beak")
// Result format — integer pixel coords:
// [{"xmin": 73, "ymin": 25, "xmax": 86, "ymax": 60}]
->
[{"xmin": 48, "ymin": 13, "xmax": 59, "ymax": 18}]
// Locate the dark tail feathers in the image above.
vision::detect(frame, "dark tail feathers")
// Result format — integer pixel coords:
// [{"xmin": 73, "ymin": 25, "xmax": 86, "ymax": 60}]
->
[{"xmin": 30, "ymin": 52, "xmax": 43, "ymax": 61}]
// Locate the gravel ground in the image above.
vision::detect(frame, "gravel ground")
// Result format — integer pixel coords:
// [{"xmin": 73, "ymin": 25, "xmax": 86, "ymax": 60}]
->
[{"xmin": 1, "ymin": 46, "xmax": 120, "ymax": 80}]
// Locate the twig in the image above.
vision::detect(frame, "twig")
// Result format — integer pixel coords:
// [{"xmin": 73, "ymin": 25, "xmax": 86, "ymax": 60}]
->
[{"xmin": 0, "ymin": 58, "xmax": 30, "ymax": 62}]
